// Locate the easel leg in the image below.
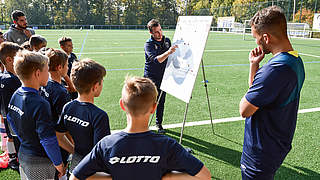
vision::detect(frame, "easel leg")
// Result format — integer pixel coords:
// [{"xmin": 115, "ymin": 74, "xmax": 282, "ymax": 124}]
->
[
  {"xmin": 201, "ymin": 59, "xmax": 215, "ymax": 135},
  {"xmin": 149, "ymin": 90, "xmax": 163, "ymax": 127},
  {"xmin": 179, "ymin": 103, "xmax": 189, "ymax": 144}
]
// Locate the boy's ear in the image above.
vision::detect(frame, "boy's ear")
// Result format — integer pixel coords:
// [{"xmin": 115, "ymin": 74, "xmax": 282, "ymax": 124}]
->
[
  {"xmin": 56, "ymin": 64, "xmax": 62, "ymax": 71},
  {"xmin": 151, "ymin": 102, "xmax": 157, "ymax": 114},
  {"xmin": 119, "ymin": 99, "xmax": 126, "ymax": 112},
  {"xmin": 6, "ymin": 56, "xmax": 13, "ymax": 64},
  {"xmin": 35, "ymin": 69, "xmax": 41, "ymax": 79}
]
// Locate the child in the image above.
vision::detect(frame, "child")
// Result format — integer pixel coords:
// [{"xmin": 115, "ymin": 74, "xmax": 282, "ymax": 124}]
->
[
  {"xmin": 40, "ymin": 48, "xmax": 74, "ymax": 180},
  {"xmin": 7, "ymin": 50, "xmax": 65, "ymax": 179},
  {"xmin": 56, "ymin": 58, "xmax": 110, "ymax": 173},
  {"xmin": 58, "ymin": 36, "xmax": 78, "ymax": 99},
  {"xmin": 29, "ymin": 35, "xmax": 47, "ymax": 52},
  {"xmin": 0, "ymin": 42, "xmax": 22, "ymax": 170},
  {"xmin": 70, "ymin": 76, "xmax": 211, "ymax": 180}
]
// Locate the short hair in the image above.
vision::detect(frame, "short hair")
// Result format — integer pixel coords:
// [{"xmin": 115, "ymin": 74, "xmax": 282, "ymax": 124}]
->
[
  {"xmin": 147, "ymin": 19, "xmax": 160, "ymax": 33},
  {"xmin": 58, "ymin": 37, "xmax": 72, "ymax": 47},
  {"xmin": 21, "ymin": 41, "xmax": 31, "ymax": 50},
  {"xmin": 45, "ymin": 48, "xmax": 68, "ymax": 71},
  {"xmin": 29, "ymin": 35, "xmax": 47, "ymax": 48},
  {"xmin": 0, "ymin": 42, "xmax": 21, "ymax": 65},
  {"xmin": 250, "ymin": 6, "xmax": 287, "ymax": 37},
  {"xmin": 0, "ymin": 31, "xmax": 3, "ymax": 36},
  {"xmin": 71, "ymin": 58, "xmax": 106, "ymax": 94},
  {"xmin": 14, "ymin": 50, "xmax": 48, "ymax": 81},
  {"xmin": 122, "ymin": 76, "xmax": 158, "ymax": 116},
  {"xmin": 11, "ymin": 10, "xmax": 25, "ymax": 22}
]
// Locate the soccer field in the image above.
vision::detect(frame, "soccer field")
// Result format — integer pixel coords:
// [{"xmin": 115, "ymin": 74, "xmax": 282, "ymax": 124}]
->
[{"xmin": 1, "ymin": 29, "xmax": 319, "ymax": 179}]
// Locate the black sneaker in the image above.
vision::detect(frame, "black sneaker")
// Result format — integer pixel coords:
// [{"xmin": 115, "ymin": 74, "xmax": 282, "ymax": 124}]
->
[
  {"xmin": 8, "ymin": 159, "xmax": 19, "ymax": 171},
  {"xmin": 156, "ymin": 124, "xmax": 165, "ymax": 134}
]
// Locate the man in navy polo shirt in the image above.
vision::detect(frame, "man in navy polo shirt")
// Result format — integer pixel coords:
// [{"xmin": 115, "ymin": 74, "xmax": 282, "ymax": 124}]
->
[
  {"xmin": 239, "ymin": 6, "xmax": 305, "ymax": 179},
  {"xmin": 144, "ymin": 19, "xmax": 177, "ymax": 133}
]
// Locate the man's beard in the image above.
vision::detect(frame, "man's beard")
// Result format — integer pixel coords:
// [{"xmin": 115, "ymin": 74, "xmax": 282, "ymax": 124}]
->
[
  {"xmin": 17, "ymin": 24, "xmax": 27, "ymax": 29},
  {"xmin": 260, "ymin": 40, "xmax": 271, "ymax": 54}
]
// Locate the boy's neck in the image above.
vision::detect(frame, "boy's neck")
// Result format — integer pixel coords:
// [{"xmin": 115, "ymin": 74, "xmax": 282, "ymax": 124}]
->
[
  {"xmin": 22, "ymin": 81, "xmax": 40, "ymax": 91},
  {"xmin": 77, "ymin": 93, "xmax": 94, "ymax": 104},
  {"xmin": 124, "ymin": 114, "xmax": 150, "ymax": 133},
  {"xmin": 4, "ymin": 66, "xmax": 15, "ymax": 75},
  {"xmin": 49, "ymin": 71, "xmax": 61, "ymax": 84}
]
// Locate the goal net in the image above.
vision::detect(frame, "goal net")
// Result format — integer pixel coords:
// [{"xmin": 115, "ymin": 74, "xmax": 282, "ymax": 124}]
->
[{"xmin": 243, "ymin": 22, "xmax": 311, "ymax": 40}]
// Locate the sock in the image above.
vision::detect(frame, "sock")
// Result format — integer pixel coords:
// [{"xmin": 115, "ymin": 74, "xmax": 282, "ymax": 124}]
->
[
  {"xmin": 0, "ymin": 123, "xmax": 7, "ymax": 151},
  {"xmin": 7, "ymin": 141, "xmax": 17, "ymax": 161}
]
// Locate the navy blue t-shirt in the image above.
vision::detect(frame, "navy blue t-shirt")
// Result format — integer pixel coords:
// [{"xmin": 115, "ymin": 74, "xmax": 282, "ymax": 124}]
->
[
  {"xmin": 7, "ymin": 87, "xmax": 60, "ymax": 158},
  {"xmin": 0, "ymin": 71, "xmax": 21, "ymax": 117},
  {"xmin": 73, "ymin": 131, "xmax": 204, "ymax": 180},
  {"xmin": 144, "ymin": 36, "xmax": 171, "ymax": 84},
  {"xmin": 40, "ymin": 79, "xmax": 71, "ymax": 125},
  {"xmin": 241, "ymin": 52, "xmax": 305, "ymax": 172},
  {"xmin": 67, "ymin": 53, "xmax": 78, "ymax": 77},
  {"xmin": 57, "ymin": 100, "xmax": 110, "ymax": 156}
]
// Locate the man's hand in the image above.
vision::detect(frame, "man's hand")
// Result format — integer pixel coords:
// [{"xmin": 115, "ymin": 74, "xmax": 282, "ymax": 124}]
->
[
  {"xmin": 249, "ymin": 46, "xmax": 265, "ymax": 65},
  {"xmin": 54, "ymin": 163, "xmax": 65, "ymax": 178},
  {"xmin": 168, "ymin": 45, "xmax": 178, "ymax": 55},
  {"xmin": 156, "ymin": 45, "xmax": 178, "ymax": 63},
  {"xmin": 23, "ymin": 29, "xmax": 32, "ymax": 38}
]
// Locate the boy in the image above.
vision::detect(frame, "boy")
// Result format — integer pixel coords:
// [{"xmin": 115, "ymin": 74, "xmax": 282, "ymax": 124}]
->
[
  {"xmin": 58, "ymin": 36, "xmax": 78, "ymax": 99},
  {"xmin": 40, "ymin": 48, "xmax": 74, "ymax": 179},
  {"xmin": 29, "ymin": 35, "xmax": 47, "ymax": 52},
  {"xmin": 0, "ymin": 42, "xmax": 22, "ymax": 170},
  {"xmin": 56, "ymin": 59, "xmax": 110, "ymax": 173},
  {"xmin": 7, "ymin": 50, "xmax": 65, "ymax": 179},
  {"xmin": 70, "ymin": 76, "xmax": 211, "ymax": 180}
]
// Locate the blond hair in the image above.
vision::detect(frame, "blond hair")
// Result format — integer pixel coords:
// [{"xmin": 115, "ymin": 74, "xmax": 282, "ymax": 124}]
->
[
  {"xmin": 14, "ymin": 50, "xmax": 48, "ymax": 81},
  {"xmin": 122, "ymin": 76, "xmax": 158, "ymax": 115}
]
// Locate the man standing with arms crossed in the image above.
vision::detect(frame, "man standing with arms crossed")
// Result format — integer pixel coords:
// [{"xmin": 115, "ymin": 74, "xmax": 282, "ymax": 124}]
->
[
  {"xmin": 144, "ymin": 19, "xmax": 177, "ymax": 133},
  {"xmin": 4, "ymin": 10, "xmax": 35, "ymax": 45},
  {"xmin": 239, "ymin": 6, "xmax": 305, "ymax": 179}
]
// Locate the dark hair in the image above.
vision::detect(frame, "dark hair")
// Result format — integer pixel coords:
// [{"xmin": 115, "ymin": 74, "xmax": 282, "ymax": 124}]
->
[
  {"xmin": 0, "ymin": 42, "xmax": 21, "ymax": 65},
  {"xmin": 147, "ymin": 19, "xmax": 160, "ymax": 33},
  {"xmin": 0, "ymin": 32, "xmax": 3, "ymax": 35},
  {"xmin": 29, "ymin": 35, "xmax": 47, "ymax": 48},
  {"xmin": 71, "ymin": 58, "xmax": 106, "ymax": 94},
  {"xmin": 250, "ymin": 6, "xmax": 287, "ymax": 37},
  {"xmin": 11, "ymin": 10, "xmax": 25, "ymax": 21},
  {"xmin": 58, "ymin": 37, "xmax": 72, "ymax": 47},
  {"xmin": 46, "ymin": 48, "xmax": 68, "ymax": 71}
]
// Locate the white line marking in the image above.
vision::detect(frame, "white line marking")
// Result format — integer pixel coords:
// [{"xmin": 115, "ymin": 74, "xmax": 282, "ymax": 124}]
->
[
  {"xmin": 111, "ymin": 107, "xmax": 320, "ymax": 134},
  {"xmin": 300, "ymin": 53, "xmax": 320, "ymax": 58}
]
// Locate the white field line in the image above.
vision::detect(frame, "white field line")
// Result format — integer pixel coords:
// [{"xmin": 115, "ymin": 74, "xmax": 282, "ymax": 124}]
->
[
  {"xmin": 75, "ymin": 49, "xmax": 250, "ymax": 55},
  {"xmin": 111, "ymin": 107, "xmax": 320, "ymax": 134},
  {"xmin": 75, "ymin": 50, "xmax": 320, "ymax": 58},
  {"xmin": 299, "ymin": 53, "xmax": 320, "ymax": 58}
]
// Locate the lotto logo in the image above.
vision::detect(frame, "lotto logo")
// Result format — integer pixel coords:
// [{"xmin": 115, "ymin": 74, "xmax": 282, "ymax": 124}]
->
[
  {"xmin": 64, "ymin": 115, "xmax": 89, "ymax": 127},
  {"xmin": 109, "ymin": 156, "xmax": 160, "ymax": 165},
  {"xmin": 8, "ymin": 104, "xmax": 24, "ymax": 116}
]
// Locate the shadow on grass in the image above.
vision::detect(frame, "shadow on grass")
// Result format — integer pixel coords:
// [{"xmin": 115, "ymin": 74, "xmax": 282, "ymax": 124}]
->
[{"xmin": 164, "ymin": 129, "xmax": 320, "ymax": 180}]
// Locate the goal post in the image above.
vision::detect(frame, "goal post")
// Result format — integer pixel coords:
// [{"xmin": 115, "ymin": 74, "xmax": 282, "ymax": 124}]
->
[
  {"xmin": 242, "ymin": 20, "xmax": 252, "ymax": 41},
  {"xmin": 287, "ymin": 23, "xmax": 310, "ymax": 38}
]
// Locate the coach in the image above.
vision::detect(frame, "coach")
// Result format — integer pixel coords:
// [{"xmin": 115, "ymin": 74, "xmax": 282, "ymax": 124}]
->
[
  {"xmin": 143, "ymin": 19, "xmax": 177, "ymax": 134},
  {"xmin": 4, "ymin": 10, "xmax": 35, "ymax": 45}
]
